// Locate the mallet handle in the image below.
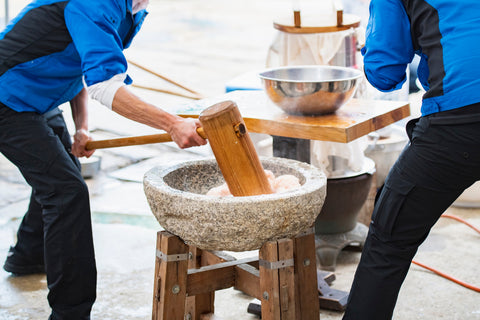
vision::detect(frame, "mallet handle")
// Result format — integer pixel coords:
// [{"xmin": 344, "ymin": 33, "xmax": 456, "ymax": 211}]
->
[{"xmin": 85, "ymin": 128, "xmax": 206, "ymax": 150}]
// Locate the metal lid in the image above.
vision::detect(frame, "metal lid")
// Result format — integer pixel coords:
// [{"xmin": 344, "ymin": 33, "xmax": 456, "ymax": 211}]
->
[{"xmin": 326, "ymin": 156, "xmax": 376, "ymax": 179}]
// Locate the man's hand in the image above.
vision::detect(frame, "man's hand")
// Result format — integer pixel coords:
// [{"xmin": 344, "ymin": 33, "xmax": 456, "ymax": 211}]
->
[
  {"xmin": 72, "ymin": 129, "xmax": 95, "ymax": 158},
  {"xmin": 169, "ymin": 117, "xmax": 207, "ymax": 149}
]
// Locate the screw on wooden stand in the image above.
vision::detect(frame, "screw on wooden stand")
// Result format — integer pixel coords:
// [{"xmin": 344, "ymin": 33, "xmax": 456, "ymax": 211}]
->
[
  {"xmin": 263, "ymin": 291, "xmax": 270, "ymax": 301},
  {"xmin": 172, "ymin": 284, "xmax": 180, "ymax": 294},
  {"xmin": 303, "ymin": 258, "xmax": 311, "ymax": 267}
]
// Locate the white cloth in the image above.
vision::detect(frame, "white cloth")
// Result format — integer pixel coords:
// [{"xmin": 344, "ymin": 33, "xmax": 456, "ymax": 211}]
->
[
  {"xmin": 310, "ymin": 138, "xmax": 368, "ymax": 178},
  {"xmin": 266, "ymin": 29, "xmax": 354, "ymax": 67},
  {"xmin": 86, "ymin": 73, "xmax": 126, "ymax": 109}
]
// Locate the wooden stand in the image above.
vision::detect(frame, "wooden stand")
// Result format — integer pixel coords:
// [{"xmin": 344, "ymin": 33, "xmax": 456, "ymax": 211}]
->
[
  {"xmin": 152, "ymin": 230, "xmax": 320, "ymax": 320},
  {"xmin": 273, "ymin": 0, "xmax": 361, "ymax": 35}
]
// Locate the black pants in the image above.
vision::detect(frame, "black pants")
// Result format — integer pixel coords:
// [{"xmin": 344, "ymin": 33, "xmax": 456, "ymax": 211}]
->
[
  {"xmin": 0, "ymin": 104, "xmax": 96, "ymax": 319},
  {"xmin": 343, "ymin": 107, "xmax": 480, "ymax": 319}
]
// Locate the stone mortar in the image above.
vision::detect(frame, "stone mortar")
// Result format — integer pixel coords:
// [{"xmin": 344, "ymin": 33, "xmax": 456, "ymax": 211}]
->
[{"xmin": 143, "ymin": 157, "xmax": 327, "ymax": 251}]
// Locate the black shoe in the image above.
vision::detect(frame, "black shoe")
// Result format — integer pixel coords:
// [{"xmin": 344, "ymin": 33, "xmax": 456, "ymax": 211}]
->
[{"xmin": 3, "ymin": 247, "xmax": 45, "ymax": 276}]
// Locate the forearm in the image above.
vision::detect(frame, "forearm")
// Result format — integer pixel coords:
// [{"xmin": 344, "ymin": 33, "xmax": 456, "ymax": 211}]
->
[
  {"xmin": 70, "ymin": 87, "xmax": 89, "ymax": 132},
  {"xmin": 110, "ymin": 86, "xmax": 206, "ymax": 149},
  {"xmin": 111, "ymin": 86, "xmax": 181, "ymax": 133},
  {"xmin": 70, "ymin": 87, "xmax": 95, "ymax": 158}
]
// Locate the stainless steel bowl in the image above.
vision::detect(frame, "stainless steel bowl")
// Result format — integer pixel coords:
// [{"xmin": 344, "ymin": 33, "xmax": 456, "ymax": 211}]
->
[{"xmin": 259, "ymin": 65, "xmax": 362, "ymax": 115}]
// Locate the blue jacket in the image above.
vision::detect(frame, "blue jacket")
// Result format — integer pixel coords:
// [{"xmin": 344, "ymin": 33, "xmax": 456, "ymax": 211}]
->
[
  {"xmin": 0, "ymin": 0, "xmax": 147, "ymax": 114},
  {"xmin": 362, "ymin": 0, "xmax": 480, "ymax": 116}
]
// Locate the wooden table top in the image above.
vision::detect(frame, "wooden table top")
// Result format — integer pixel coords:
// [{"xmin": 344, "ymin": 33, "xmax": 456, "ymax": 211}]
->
[{"xmin": 175, "ymin": 90, "xmax": 411, "ymax": 143}]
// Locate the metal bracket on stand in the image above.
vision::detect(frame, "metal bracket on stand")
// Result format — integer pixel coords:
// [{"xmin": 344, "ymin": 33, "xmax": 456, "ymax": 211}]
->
[
  {"xmin": 247, "ymin": 269, "xmax": 348, "ymax": 316},
  {"xmin": 317, "ymin": 270, "xmax": 349, "ymax": 311}
]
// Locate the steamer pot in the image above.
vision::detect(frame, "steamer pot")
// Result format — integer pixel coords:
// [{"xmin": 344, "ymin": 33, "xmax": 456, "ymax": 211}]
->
[{"xmin": 315, "ymin": 157, "xmax": 375, "ymax": 234}]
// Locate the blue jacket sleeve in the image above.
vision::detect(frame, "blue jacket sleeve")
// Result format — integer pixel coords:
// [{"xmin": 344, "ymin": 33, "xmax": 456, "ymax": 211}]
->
[
  {"xmin": 361, "ymin": 0, "xmax": 414, "ymax": 92},
  {"xmin": 64, "ymin": 0, "xmax": 128, "ymax": 86}
]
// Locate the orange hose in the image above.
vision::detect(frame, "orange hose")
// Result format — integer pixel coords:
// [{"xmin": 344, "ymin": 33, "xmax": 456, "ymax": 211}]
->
[
  {"xmin": 411, "ymin": 260, "xmax": 480, "ymax": 292},
  {"xmin": 440, "ymin": 213, "xmax": 480, "ymax": 234},
  {"xmin": 411, "ymin": 213, "xmax": 480, "ymax": 293}
]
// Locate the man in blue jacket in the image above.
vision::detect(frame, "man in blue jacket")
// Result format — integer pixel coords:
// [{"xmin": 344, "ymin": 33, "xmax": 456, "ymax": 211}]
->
[
  {"xmin": 0, "ymin": 0, "xmax": 206, "ymax": 319},
  {"xmin": 343, "ymin": 0, "xmax": 480, "ymax": 319}
]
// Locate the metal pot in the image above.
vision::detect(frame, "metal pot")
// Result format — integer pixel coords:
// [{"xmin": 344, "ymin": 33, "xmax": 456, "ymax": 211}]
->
[
  {"xmin": 364, "ymin": 128, "xmax": 408, "ymax": 187},
  {"xmin": 315, "ymin": 156, "xmax": 375, "ymax": 234},
  {"xmin": 330, "ymin": 29, "xmax": 358, "ymax": 67}
]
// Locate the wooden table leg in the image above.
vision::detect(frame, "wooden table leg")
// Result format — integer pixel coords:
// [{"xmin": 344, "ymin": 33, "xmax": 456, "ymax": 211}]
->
[{"xmin": 152, "ymin": 231, "xmax": 189, "ymax": 320}]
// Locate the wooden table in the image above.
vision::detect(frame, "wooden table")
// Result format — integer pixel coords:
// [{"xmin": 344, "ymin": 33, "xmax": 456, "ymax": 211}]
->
[{"xmin": 176, "ymin": 90, "xmax": 411, "ymax": 143}]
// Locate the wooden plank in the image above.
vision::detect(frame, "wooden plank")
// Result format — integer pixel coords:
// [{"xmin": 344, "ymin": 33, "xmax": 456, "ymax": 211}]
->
[
  {"xmin": 247, "ymin": 260, "xmax": 260, "ymax": 269},
  {"xmin": 201, "ymin": 250, "xmax": 236, "ymax": 266},
  {"xmin": 277, "ymin": 239, "xmax": 296, "ymax": 319},
  {"xmin": 187, "ymin": 265, "xmax": 234, "ymax": 297},
  {"xmin": 186, "ymin": 247, "xmax": 215, "ymax": 320},
  {"xmin": 186, "ymin": 295, "xmax": 214, "ymax": 320},
  {"xmin": 259, "ymin": 241, "xmax": 281, "ymax": 320},
  {"xmin": 293, "ymin": 233, "xmax": 320, "ymax": 320},
  {"xmin": 152, "ymin": 232, "xmax": 163, "ymax": 320},
  {"xmin": 187, "ymin": 257, "xmax": 258, "ymax": 296},
  {"xmin": 234, "ymin": 264, "xmax": 261, "ymax": 299},
  {"xmin": 177, "ymin": 91, "xmax": 410, "ymax": 143},
  {"xmin": 273, "ymin": 13, "xmax": 361, "ymax": 33},
  {"xmin": 152, "ymin": 231, "xmax": 189, "ymax": 320}
]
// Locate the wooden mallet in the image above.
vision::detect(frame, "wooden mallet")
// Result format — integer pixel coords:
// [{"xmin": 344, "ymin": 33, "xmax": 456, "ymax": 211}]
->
[{"xmin": 85, "ymin": 100, "xmax": 273, "ymax": 196}]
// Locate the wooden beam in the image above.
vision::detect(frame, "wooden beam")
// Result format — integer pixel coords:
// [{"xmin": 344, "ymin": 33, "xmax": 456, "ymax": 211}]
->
[
  {"xmin": 234, "ymin": 264, "xmax": 261, "ymax": 299},
  {"xmin": 201, "ymin": 250, "xmax": 236, "ymax": 266},
  {"xmin": 186, "ymin": 257, "xmax": 258, "ymax": 296}
]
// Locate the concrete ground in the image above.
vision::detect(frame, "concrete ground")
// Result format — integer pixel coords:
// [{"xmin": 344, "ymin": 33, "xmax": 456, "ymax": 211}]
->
[{"xmin": 1, "ymin": 0, "xmax": 479, "ymax": 319}]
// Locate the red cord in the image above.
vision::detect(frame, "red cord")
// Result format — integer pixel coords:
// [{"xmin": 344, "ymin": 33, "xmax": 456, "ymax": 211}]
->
[{"xmin": 411, "ymin": 213, "xmax": 480, "ymax": 293}]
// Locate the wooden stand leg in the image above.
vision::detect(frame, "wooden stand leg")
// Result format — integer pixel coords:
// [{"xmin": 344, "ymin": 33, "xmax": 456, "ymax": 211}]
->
[
  {"xmin": 259, "ymin": 239, "xmax": 296, "ymax": 320},
  {"xmin": 278, "ymin": 239, "xmax": 296, "ymax": 319},
  {"xmin": 185, "ymin": 247, "xmax": 215, "ymax": 320},
  {"xmin": 294, "ymin": 230, "xmax": 320, "ymax": 320},
  {"xmin": 152, "ymin": 231, "xmax": 189, "ymax": 320}
]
